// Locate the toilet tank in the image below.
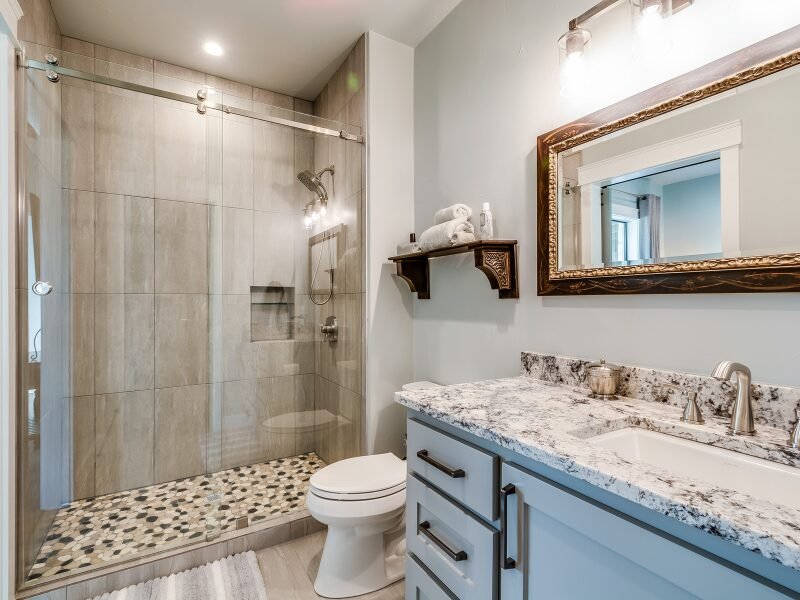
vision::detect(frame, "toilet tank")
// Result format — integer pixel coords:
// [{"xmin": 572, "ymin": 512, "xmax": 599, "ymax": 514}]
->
[{"xmin": 401, "ymin": 381, "xmax": 441, "ymax": 391}]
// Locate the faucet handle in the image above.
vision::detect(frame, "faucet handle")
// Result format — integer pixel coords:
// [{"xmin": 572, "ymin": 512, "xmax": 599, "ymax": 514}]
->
[
  {"xmin": 789, "ymin": 408, "xmax": 800, "ymax": 449},
  {"xmin": 680, "ymin": 391, "xmax": 704, "ymax": 425},
  {"xmin": 664, "ymin": 384, "xmax": 705, "ymax": 425}
]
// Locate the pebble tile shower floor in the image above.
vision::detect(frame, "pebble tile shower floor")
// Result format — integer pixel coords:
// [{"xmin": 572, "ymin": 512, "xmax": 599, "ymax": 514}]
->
[{"xmin": 26, "ymin": 453, "xmax": 324, "ymax": 584}]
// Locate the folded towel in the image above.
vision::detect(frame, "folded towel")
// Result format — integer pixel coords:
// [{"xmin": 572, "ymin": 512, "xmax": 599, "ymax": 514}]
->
[
  {"xmin": 419, "ymin": 218, "xmax": 476, "ymax": 252},
  {"xmin": 396, "ymin": 242, "xmax": 422, "ymax": 255},
  {"xmin": 434, "ymin": 204, "xmax": 472, "ymax": 225}
]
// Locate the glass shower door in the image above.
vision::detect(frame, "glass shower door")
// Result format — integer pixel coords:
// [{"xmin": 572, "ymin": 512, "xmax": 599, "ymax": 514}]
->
[{"xmin": 17, "ymin": 57, "xmax": 70, "ymax": 585}]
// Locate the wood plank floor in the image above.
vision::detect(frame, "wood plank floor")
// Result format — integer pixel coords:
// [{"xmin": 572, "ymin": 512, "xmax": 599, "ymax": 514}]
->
[{"xmin": 257, "ymin": 531, "xmax": 404, "ymax": 599}]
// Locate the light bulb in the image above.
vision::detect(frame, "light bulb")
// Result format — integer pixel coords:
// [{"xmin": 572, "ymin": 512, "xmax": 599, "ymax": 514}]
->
[
  {"xmin": 312, "ymin": 210, "xmax": 320, "ymax": 223},
  {"xmin": 557, "ymin": 27, "xmax": 591, "ymax": 99},
  {"xmin": 303, "ymin": 214, "xmax": 312, "ymax": 230},
  {"xmin": 560, "ymin": 53, "xmax": 587, "ymax": 99},
  {"xmin": 319, "ymin": 204, "xmax": 327, "ymax": 217},
  {"xmin": 634, "ymin": 0, "xmax": 671, "ymax": 62}
]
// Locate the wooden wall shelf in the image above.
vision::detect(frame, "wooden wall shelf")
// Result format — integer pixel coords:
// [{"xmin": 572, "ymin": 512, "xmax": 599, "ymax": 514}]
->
[{"xmin": 389, "ymin": 240, "xmax": 519, "ymax": 299}]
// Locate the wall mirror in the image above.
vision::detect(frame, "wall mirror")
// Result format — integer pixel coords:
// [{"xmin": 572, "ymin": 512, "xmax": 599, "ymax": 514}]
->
[{"xmin": 537, "ymin": 26, "xmax": 800, "ymax": 295}]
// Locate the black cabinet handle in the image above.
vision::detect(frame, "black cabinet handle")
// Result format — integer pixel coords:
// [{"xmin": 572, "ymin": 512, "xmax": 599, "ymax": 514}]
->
[
  {"xmin": 501, "ymin": 483, "xmax": 516, "ymax": 569},
  {"xmin": 418, "ymin": 521, "xmax": 468, "ymax": 562},
  {"xmin": 416, "ymin": 449, "xmax": 465, "ymax": 478}
]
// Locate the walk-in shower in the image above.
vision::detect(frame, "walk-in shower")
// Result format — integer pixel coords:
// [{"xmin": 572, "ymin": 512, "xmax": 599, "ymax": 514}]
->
[{"xmin": 15, "ymin": 40, "xmax": 365, "ymax": 592}]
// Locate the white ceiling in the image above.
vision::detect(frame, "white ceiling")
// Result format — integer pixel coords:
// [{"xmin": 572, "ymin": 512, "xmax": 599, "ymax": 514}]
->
[{"xmin": 50, "ymin": 0, "xmax": 461, "ymax": 100}]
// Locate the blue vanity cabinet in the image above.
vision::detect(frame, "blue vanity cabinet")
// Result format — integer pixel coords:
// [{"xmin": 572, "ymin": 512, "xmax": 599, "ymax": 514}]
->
[
  {"xmin": 405, "ymin": 413, "xmax": 800, "ymax": 599},
  {"xmin": 500, "ymin": 462, "xmax": 789, "ymax": 600}
]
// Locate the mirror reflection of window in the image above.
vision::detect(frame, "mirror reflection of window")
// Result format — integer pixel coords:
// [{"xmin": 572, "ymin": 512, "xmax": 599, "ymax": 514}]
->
[{"xmin": 601, "ymin": 156, "xmax": 722, "ymax": 267}]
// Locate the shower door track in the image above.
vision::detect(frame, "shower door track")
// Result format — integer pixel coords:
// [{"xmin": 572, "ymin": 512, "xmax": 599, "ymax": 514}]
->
[{"xmin": 23, "ymin": 57, "xmax": 364, "ymax": 143}]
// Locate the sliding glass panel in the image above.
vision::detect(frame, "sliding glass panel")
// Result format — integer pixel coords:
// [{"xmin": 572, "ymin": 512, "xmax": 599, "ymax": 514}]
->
[{"xmin": 18, "ymin": 46, "xmax": 364, "ymax": 590}]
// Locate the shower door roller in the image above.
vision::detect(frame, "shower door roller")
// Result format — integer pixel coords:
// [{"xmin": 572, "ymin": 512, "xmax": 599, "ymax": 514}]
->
[{"xmin": 32, "ymin": 281, "xmax": 53, "ymax": 296}]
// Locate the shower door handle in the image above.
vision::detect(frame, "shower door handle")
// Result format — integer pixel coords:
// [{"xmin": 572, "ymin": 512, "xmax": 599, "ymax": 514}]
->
[{"xmin": 32, "ymin": 281, "xmax": 53, "ymax": 296}]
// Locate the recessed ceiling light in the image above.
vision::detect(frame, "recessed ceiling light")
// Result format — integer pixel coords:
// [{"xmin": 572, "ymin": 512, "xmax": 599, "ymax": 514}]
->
[{"xmin": 203, "ymin": 41, "xmax": 223, "ymax": 56}]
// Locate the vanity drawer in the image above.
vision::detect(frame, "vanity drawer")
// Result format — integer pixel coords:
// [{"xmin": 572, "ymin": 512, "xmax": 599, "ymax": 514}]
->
[
  {"xmin": 406, "ymin": 553, "xmax": 457, "ymax": 600},
  {"xmin": 407, "ymin": 418, "xmax": 499, "ymax": 521},
  {"xmin": 407, "ymin": 474, "xmax": 499, "ymax": 600}
]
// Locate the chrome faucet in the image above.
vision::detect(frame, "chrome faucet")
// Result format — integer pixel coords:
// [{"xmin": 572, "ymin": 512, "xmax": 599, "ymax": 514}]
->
[
  {"xmin": 789, "ymin": 409, "xmax": 800, "ymax": 449},
  {"xmin": 712, "ymin": 361, "xmax": 755, "ymax": 436}
]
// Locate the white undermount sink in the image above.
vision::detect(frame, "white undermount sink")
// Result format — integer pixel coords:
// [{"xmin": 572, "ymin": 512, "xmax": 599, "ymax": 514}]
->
[{"xmin": 589, "ymin": 428, "xmax": 800, "ymax": 509}]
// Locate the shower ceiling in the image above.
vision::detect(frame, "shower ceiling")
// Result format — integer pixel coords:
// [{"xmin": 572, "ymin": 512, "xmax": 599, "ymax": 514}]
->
[{"xmin": 48, "ymin": 0, "xmax": 462, "ymax": 100}]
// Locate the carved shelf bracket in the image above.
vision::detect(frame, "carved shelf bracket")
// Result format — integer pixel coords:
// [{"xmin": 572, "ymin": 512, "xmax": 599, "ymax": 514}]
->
[{"xmin": 389, "ymin": 240, "xmax": 519, "ymax": 300}]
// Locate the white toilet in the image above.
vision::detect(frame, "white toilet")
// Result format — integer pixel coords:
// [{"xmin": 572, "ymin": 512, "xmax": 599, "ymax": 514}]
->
[{"xmin": 306, "ymin": 381, "xmax": 440, "ymax": 599}]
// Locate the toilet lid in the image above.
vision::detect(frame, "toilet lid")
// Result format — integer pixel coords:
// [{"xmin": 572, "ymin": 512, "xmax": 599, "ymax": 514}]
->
[{"xmin": 310, "ymin": 453, "xmax": 407, "ymax": 497}]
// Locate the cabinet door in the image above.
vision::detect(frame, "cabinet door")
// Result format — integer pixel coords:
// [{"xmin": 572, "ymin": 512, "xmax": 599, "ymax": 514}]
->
[
  {"xmin": 407, "ymin": 474, "xmax": 498, "ymax": 599},
  {"xmin": 500, "ymin": 463, "xmax": 789, "ymax": 600},
  {"xmin": 406, "ymin": 554, "xmax": 457, "ymax": 600}
]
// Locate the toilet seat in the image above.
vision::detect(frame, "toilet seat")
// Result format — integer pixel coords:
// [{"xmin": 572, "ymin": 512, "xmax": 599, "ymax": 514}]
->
[{"xmin": 310, "ymin": 453, "xmax": 407, "ymax": 501}]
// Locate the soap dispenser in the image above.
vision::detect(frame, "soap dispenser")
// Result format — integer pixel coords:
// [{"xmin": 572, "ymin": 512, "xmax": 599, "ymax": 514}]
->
[{"xmin": 479, "ymin": 202, "xmax": 494, "ymax": 240}]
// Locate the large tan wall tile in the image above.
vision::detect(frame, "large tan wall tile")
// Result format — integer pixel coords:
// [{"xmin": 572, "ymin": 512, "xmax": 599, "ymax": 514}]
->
[
  {"xmin": 155, "ymin": 199, "xmax": 209, "ymax": 293},
  {"xmin": 95, "ymin": 390, "xmax": 155, "ymax": 494},
  {"xmin": 220, "ymin": 379, "xmax": 257, "ymax": 469},
  {"xmin": 255, "ymin": 376, "xmax": 294, "ymax": 461},
  {"xmin": 222, "ymin": 116, "xmax": 254, "ymax": 209},
  {"xmin": 254, "ymin": 123, "xmax": 295, "ymax": 214},
  {"xmin": 253, "ymin": 211, "xmax": 294, "ymax": 288},
  {"xmin": 62, "ymin": 83, "xmax": 95, "ymax": 191},
  {"xmin": 155, "ymin": 294, "xmax": 209, "ymax": 388},
  {"xmin": 222, "ymin": 207, "xmax": 253, "ymax": 294},
  {"xmin": 155, "ymin": 101, "xmax": 208, "ymax": 203},
  {"xmin": 155, "ymin": 385, "xmax": 208, "ymax": 482},
  {"xmin": 70, "ymin": 293, "xmax": 94, "ymax": 397},
  {"xmin": 18, "ymin": 0, "xmax": 61, "ymax": 48},
  {"xmin": 71, "ymin": 395, "xmax": 95, "ymax": 499},
  {"xmin": 294, "ymin": 374, "xmax": 315, "ymax": 454},
  {"xmin": 94, "ymin": 294, "xmax": 154, "ymax": 394},
  {"xmin": 68, "ymin": 190, "xmax": 94, "ymax": 293},
  {"xmin": 94, "ymin": 85, "xmax": 154, "ymax": 197},
  {"xmin": 222, "ymin": 294, "xmax": 255, "ymax": 382},
  {"xmin": 62, "ymin": 37, "xmax": 94, "ymax": 58},
  {"xmin": 95, "ymin": 194, "xmax": 154, "ymax": 293}
]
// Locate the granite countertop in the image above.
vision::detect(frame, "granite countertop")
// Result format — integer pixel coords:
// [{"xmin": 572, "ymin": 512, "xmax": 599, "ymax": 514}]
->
[{"xmin": 395, "ymin": 376, "xmax": 800, "ymax": 571}]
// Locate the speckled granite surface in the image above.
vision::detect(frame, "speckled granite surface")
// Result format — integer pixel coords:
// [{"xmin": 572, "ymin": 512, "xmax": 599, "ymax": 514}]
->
[
  {"xmin": 521, "ymin": 351, "xmax": 800, "ymax": 432},
  {"xmin": 395, "ymin": 372, "xmax": 800, "ymax": 571}
]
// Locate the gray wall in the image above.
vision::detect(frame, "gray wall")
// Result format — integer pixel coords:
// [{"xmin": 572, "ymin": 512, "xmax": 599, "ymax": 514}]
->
[
  {"xmin": 413, "ymin": 0, "xmax": 800, "ymax": 389},
  {"xmin": 661, "ymin": 175, "xmax": 721, "ymax": 258}
]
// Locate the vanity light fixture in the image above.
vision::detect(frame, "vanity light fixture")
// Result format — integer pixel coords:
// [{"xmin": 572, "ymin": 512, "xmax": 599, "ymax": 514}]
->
[
  {"xmin": 558, "ymin": 0, "xmax": 694, "ymax": 97},
  {"xmin": 303, "ymin": 206, "xmax": 313, "ymax": 230},
  {"xmin": 202, "ymin": 41, "xmax": 224, "ymax": 56}
]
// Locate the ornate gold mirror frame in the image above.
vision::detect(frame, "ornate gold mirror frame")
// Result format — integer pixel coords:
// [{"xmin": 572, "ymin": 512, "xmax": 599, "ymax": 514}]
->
[{"xmin": 537, "ymin": 26, "xmax": 800, "ymax": 295}]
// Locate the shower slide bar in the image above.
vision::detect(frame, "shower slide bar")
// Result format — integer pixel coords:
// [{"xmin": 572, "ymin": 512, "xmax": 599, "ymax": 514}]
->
[{"xmin": 23, "ymin": 57, "xmax": 364, "ymax": 144}]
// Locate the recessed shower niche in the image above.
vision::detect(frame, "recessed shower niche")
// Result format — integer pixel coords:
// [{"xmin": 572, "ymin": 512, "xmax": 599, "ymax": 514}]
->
[{"xmin": 251, "ymin": 286, "xmax": 296, "ymax": 341}]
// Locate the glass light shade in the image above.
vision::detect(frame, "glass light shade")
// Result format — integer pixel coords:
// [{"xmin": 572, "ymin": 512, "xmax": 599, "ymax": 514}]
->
[
  {"xmin": 631, "ymin": 0, "xmax": 673, "ymax": 63},
  {"xmin": 558, "ymin": 28, "xmax": 592, "ymax": 99}
]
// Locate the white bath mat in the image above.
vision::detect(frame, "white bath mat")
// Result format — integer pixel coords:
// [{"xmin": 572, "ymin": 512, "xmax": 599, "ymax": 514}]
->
[{"xmin": 89, "ymin": 551, "xmax": 268, "ymax": 600}]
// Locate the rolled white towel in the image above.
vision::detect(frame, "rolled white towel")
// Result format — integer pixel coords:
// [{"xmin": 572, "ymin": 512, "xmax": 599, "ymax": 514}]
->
[
  {"xmin": 433, "ymin": 204, "xmax": 472, "ymax": 225},
  {"xmin": 418, "ymin": 218, "xmax": 476, "ymax": 252}
]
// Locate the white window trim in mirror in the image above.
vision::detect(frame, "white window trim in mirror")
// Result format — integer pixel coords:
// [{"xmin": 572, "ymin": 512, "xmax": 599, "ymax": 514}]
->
[{"xmin": 568, "ymin": 121, "xmax": 741, "ymax": 270}]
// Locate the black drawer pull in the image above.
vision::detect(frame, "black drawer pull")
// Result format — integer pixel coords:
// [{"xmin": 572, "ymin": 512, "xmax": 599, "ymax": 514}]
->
[
  {"xmin": 501, "ymin": 483, "xmax": 516, "ymax": 569},
  {"xmin": 418, "ymin": 521, "xmax": 468, "ymax": 562},
  {"xmin": 416, "ymin": 449, "xmax": 465, "ymax": 478}
]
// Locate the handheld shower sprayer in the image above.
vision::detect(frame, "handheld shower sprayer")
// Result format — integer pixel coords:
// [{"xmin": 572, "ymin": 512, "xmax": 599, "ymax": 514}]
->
[{"xmin": 298, "ymin": 165, "xmax": 336, "ymax": 305}]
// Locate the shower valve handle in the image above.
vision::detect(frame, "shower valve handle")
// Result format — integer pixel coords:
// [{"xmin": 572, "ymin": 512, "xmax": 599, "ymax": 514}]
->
[{"xmin": 319, "ymin": 316, "xmax": 338, "ymax": 342}]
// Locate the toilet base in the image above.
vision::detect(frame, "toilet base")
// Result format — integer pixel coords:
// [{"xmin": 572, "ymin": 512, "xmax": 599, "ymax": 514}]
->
[{"xmin": 313, "ymin": 517, "xmax": 406, "ymax": 598}]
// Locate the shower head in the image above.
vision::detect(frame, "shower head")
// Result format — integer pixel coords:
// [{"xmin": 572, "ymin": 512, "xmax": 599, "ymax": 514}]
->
[{"xmin": 297, "ymin": 166, "xmax": 334, "ymax": 205}]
